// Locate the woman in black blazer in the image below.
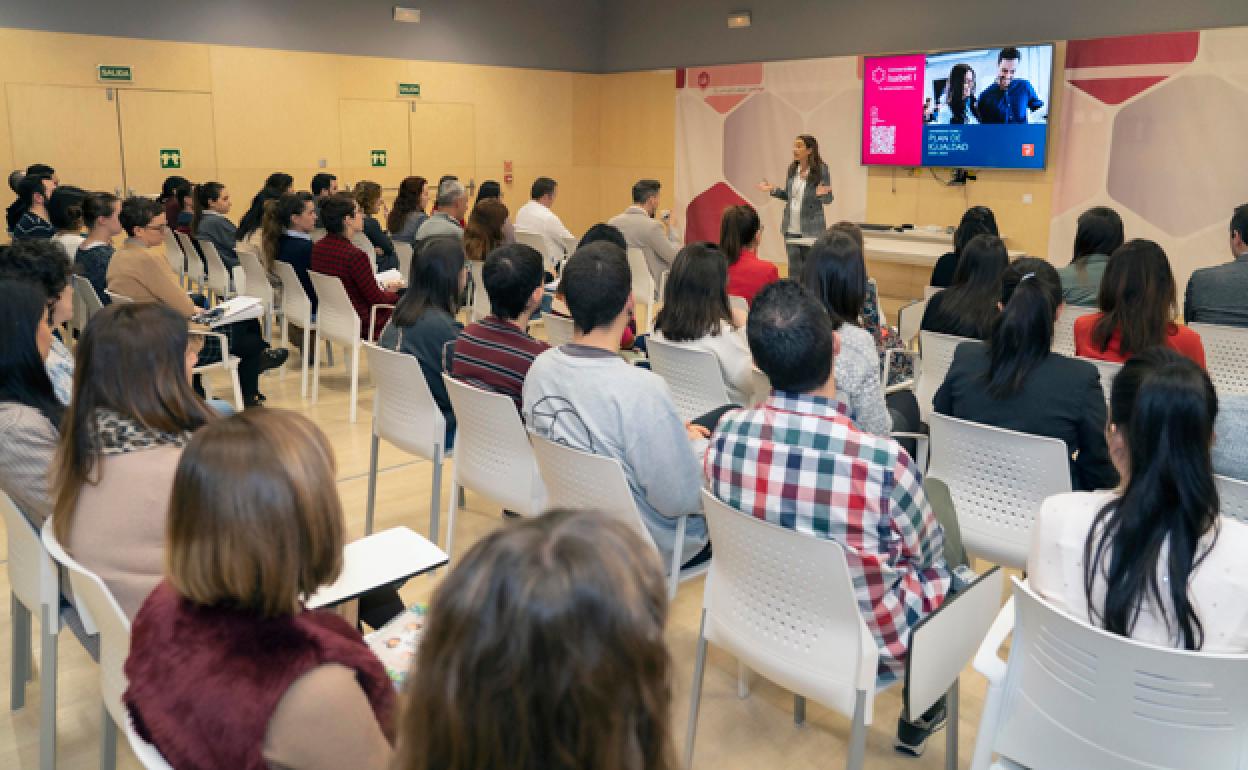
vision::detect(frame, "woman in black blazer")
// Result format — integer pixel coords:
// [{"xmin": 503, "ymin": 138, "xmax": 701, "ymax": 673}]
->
[
  {"xmin": 921, "ymin": 233, "xmax": 1008, "ymax": 340},
  {"xmin": 933, "ymin": 258, "xmax": 1118, "ymax": 492},
  {"xmin": 757, "ymin": 134, "xmax": 834, "ymax": 278}
]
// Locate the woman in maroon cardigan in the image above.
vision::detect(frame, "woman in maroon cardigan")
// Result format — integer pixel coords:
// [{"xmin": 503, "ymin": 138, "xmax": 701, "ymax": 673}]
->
[{"xmin": 311, "ymin": 193, "xmax": 403, "ymax": 340}]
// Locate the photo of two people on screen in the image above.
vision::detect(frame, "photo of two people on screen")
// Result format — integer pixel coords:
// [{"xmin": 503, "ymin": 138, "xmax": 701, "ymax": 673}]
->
[{"xmin": 922, "ymin": 46, "xmax": 1050, "ymax": 125}]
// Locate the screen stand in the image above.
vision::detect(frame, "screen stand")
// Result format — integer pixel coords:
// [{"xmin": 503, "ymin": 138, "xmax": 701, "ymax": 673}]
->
[{"xmin": 949, "ymin": 169, "xmax": 977, "ymax": 186}]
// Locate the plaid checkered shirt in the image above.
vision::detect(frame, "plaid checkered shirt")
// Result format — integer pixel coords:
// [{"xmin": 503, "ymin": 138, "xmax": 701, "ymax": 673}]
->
[{"xmin": 704, "ymin": 390, "xmax": 956, "ymax": 684}]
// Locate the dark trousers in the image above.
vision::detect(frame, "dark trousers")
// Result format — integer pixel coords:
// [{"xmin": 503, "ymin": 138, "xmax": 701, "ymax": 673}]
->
[{"xmin": 194, "ymin": 319, "xmax": 269, "ymax": 401}]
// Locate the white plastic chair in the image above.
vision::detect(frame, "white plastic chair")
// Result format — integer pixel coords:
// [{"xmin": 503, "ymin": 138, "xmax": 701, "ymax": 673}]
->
[
  {"xmin": 529, "ymin": 434, "xmax": 705, "ymax": 600},
  {"xmin": 73, "ymin": 274, "xmax": 104, "ymax": 323},
  {"xmin": 1189, "ymin": 322, "xmax": 1248, "ymax": 396},
  {"xmin": 189, "ymin": 329, "xmax": 244, "ymax": 411},
  {"xmin": 41, "ymin": 520, "xmax": 132, "ymax": 770},
  {"xmin": 627, "ymin": 247, "xmax": 657, "ymax": 332},
  {"xmin": 645, "ymin": 337, "xmax": 731, "ymax": 422},
  {"xmin": 174, "ymin": 231, "xmax": 205, "ymax": 293},
  {"xmin": 883, "ymin": 298, "xmax": 928, "ymax": 392},
  {"xmin": 686, "ymin": 491, "xmax": 1004, "ymax": 770},
  {"xmin": 542, "ymin": 313, "xmax": 575, "ymax": 347},
  {"xmin": 395, "ymin": 241, "xmax": 414, "ymax": 281},
  {"xmin": 514, "ymin": 228, "xmax": 557, "ymax": 271},
  {"xmin": 310, "ymin": 272, "xmax": 387, "ymax": 423},
  {"xmin": 923, "ymin": 285, "xmax": 943, "ymax": 299},
  {"xmin": 123, "ymin": 715, "xmax": 174, "ymax": 770},
  {"xmin": 104, "ymin": 289, "xmax": 133, "ymax": 304},
  {"xmin": 1217, "ymin": 474, "xmax": 1248, "ymax": 524},
  {"xmin": 350, "ymin": 232, "xmax": 378, "ymax": 272},
  {"xmin": 2, "ymin": 492, "xmax": 69, "ymax": 770},
  {"xmin": 237, "ymin": 247, "xmax": 276, "ymax": 339},
  {"xmin": 1051, "ymin": 305, "xmax": 1098, "ymax": 357},
  {"xmin": 467, "ymin": 260, "xmax": 492, "ymax": 322},
  {"xmin": 273, "ymin": 261, "xmax": 324, "ymax": 399},
  {"xmin": 927, "ymin": 413, "xmax": 1072, "ymax": 569},
  {"xmin": 442, "ymin": 376, "xmax": 546, "ymax": 556},
  {"xmin": 917, "ymin": 330, "xmax": 970, "ymax": 423},
  {"xmin": 195, "ymin": 238, "xmax": 237, "ymax": 302},
  {"xmin": 161, "ymin": 229, "xmax": 184, "ymax": 282},
  {"xmin": 1075, "ymin": 355, "xmax": 1122, "ymax": 403},
  {"xmin": 363, "ymin": 345, "xmax": 450, "ymax": 543},
  {"xmin": 972, "ymin": 577, "xmax": 1248, "ymax": 770}
]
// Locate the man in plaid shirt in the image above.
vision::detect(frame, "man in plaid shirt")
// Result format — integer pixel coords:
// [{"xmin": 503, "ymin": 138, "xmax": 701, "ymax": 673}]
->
[{"xmin": 705, "ymin": 280, "xmax": 966, "ymax": 756}]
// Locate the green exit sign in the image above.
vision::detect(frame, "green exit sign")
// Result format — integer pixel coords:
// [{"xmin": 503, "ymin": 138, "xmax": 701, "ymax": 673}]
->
[
  {"xmin": 397, "ymin": 82, "xmax": 421, "ymax": 97},
  {"xmin": 97, "ymin": 65, "xmax": 133, "ymax": 83},
  {"xmin": 370, "ymin": 149, "xmax": 388, "ymax": 168},
  {"xmin": 160, "ymin": 149, "xmax": 182, "ymax": 169}
]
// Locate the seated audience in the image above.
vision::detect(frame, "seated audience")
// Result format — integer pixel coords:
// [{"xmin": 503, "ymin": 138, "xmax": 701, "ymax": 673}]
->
[
  {"xmin": 934, "ymin": 259, "xmax": 1118, "ymax": 491},
  {"xmin": 0, "ymin": 280, "xmax": 62, "ymax": 527},
  {"xmin": 921, "ymin": 233, "xmax": 1008, "ymax": 339},
  {"xmin": 393, "ymin": 509, "xmax": 675, "ymax": 770},
  {"xmin": 159, "ymin": 175, "xmax": 193, "ymax": 235},
  {"xmin": 380, "ymin": 237, "xmax": 466, "ymax": 448},
  {"xmin": 1029, "ymin": 348, "xmax": 1248, "ymax": 650},
  {"xmin": 237, "ymin": 172, "xmax": 294, "ymax": 242},
  {"xmin": 388, "ymin": 176, "xmax": 428, "ymax": 245},
  {"xmin": 355, "ymin": 180, "xmax": 398, "ymax": 272},
  {"xmin": 311, "ymin": 172, "xmax": 338, "ymax": 228},
  {"xmin": 608, "ymin": 179, "xmax": 678, "ymax": 292},
  {"xmin": 1215, "ymin": 393, "xmax": 1248, "ymax": 482},
  {"xmin": 311, "ymin": 193, "xmax": 403, "ymax": 340},
  {"xmin": 801, "ymin": 231, "xmax": 893, "ymax": 436},
  {"xmin": 76, "ymin": 191, "xmax": 122, "ymax": 304},
  {"xmin": 705, "ymin": 280, "xmax": 963, "ymax": 753},
  {"xmin": 192, "ymin": 181, "xmax": 240, "ymax": 269},
  {"xmin": 6, "ymin": 164, "xmax": 55, "ymax": 234},
  {"xmin": 267, "ymin": 191, "xmax": 319, "ymax": 311},
  {"xmin": 474, "ymin": 180, "xmax": 514, "ymax": 243},
  {"xmin": 1074, "ymin": 239, "xmax": 1205, "ymax": 366},
  {"xmin": 515, "ymin": 177, "xmax": 574, "ymax": 262},
  {"xmin": 450, "ymin": 243, "xmax": 549, "ymax": 410},
  {"xmin": 1056, "ymin": 206, "xmax": 1124, "ymax": 307},
  {"xmin": 415, "ymin": 180, "xmax": 468, "ymax": 243},
  {"xmin": 48, "ymin": 185, "xmax": 87, "ymax": 258},
  {"xmin": 1184, "ymin": 203, "xmax": 1248, "ymax": 327},
  {"xmin": 463, "ymin": 199, "xmax": 508, "ymax": 263},
  {"xmin": 929, "ymin": 205, "xmax": 998, "ymax": 288},
  {"xmin": 653, "ymin": 242, "xmax": 758, "ymax": 406},
  {"xmin": 550, "ymin": 224, "xmax": 638, "ymax": 351},
  {"xmin": 53, "ymin": 302, "xmax": 216, "ymax": 620},
  {"xmin": 109, "ymin": 196, "xmax": 286, "ymax": 407},
  {"xmin": 0, "ymin": 240, "xmax": 75, "ymax": 404},
  {"xmin": 720, "ymin": 204, "xmax": 778, "ymax": 306},
  {"xmin": 523, "ymin": 242, "xmax": 709, "ymax": 570},
  {"xmin": 124, "ymin": 410, "xmax": 396, "ymax": 769},
  {"xmin": 12, "ymin": 172, "xmax": 56, "ymax": 241}
]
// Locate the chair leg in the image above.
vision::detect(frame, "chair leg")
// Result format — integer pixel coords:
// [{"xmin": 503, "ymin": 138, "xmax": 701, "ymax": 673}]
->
[
  {"xmin": 10, "ymin": 594, "xmax": 29, "ymax": 710},
  {"xmin": 312, "ymin": 339, "xmax": 324, "ymax": 404},
  {"xmin": 325, "ymin": 338, "xmax": 335, "ymax": 367},
  {"xmin": 683, "ymin": 611, "xmax": 709, "ymax": 770},
  {"xmin": 348, "ymin": 342, "xmax": 360, "ymax": 423},
  {"xmin": 428, "ymin": 449, "xmax": 443, "ymax": 546},
  {"xmin": 846, "ymin": 690, "xmax": 868, "ymax": 770},
  {"xmin": 946, "ymin": 678, "xmax": 960, "ymax": 770},
  {"xmin": 794, "ymin": 695, "xmax": 806, "ymax": 726},
  {"xmin": 444, "ymin": 477, "xmax": 460, "ymax": 560},
  {"xmin": 737, "ymin": 661, "xmax": 750, "ymax": 699},
  {"xmin": 39, "ymin": 605, "xmax": 57, "ymax": 770},
  {"xmin": 300, "ymin": 324, "xmax": 310, "ymax": 399},
  {"xmin": 365, "ymin": 433, "xmax": 381, "ymax": 535},
  {"xmin": 229, "ymin": 363, "xmax": 244, "ymax": 412},
  {"xmin": 100, "ymin": 702, "xmax": 117, "ymax": 770},
  {"xmin": 669, "ymin": 514, "xmax": 688, "ymax": 600}
]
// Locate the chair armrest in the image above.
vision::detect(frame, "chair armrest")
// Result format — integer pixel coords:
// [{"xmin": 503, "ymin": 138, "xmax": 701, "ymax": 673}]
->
[
  {"xmin": 972, "ymin": 596, "xmax": 1015, "ymax": 685},
  {"xmin": 190, "ymin": 328, "xmax": 231, "ymax": 361},
  {"xmin": 369, "ymin": 303, "xmax": 397, "ymax": 341}
]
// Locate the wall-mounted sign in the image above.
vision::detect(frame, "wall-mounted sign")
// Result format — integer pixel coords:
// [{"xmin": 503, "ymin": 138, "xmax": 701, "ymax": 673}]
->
[
  {"xmin": 398, "ymin": 82, "xmax": 421, "ymax": 97},
  {"xmin": 98, "ymin": 65, "xmax": 133, "ymax": 83},
  {"xmin": 159, "ymin": 149, "xmax": 182, "ymax": 169},
  {"xmin": 370, "ymin": 150, "xmax": 388, "ymax": 168}
]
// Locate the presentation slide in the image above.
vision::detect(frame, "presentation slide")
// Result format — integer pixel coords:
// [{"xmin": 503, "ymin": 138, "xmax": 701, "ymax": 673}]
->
[{"xmin": 862, "ymin": 44, "xmax": 1054, "ymax": 169}]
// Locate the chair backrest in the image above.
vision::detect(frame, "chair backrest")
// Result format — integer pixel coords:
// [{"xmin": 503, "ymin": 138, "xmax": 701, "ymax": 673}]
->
[
  {"xmin": 364, "ymin": 344, "xmax": 446, "ymax": 460},
  {"xmin": 395, "ymin": 241, "xmax": 414, "ymax": 282},
  {"xmin": 627, "ymin": 246, "xmax": 656, "ymax": 304},
  {"xmin": 646, "ymin": 337, "xmax": 732, "ymax": 422},
  {"xmin": 1189, "ymin": 322, "xmax": 1248, "ymax": 396},
  {"xmin": 124, "ymin": 715, "xmax": 175, "ymax": 770},
  {"xmin": 41, "ymin": 520, "xmax": 131, "ymax": 727},
  {"xmin": 916, "ymin": 330, "xmax": 968, "ymax": 422},
  {"xmin": 897, "ymin": 298, "xmax": 927, "ymax": 349},
  {"xmin": 309, "ymin": 272, "xmax": 361, "ymax": 344},
  {"xmin": 543, "ymin": 312, "xmax": 575, "ymax": 348},
  {"xmin": 529, "ymin": 433, "xmax": 655, "ymax": 549},
  {"xmin": 923, "ymin": 285, "xmax": 942, "ymax": 300},
  {"xmin": 0, "ymin": 491, "xmax": 59, "ymax": 627},
  {"xmin": 350, "ymin": 233, "xmax": 377, "ymax": 272},
  {"xmin": 174, "ymin": 231, "xmax": 203, "ymax": 280},
  {"xmin": 927, "ymin": 413, "xmax": 1072, "ymax": 568},
  {"xmin": 443, "ymin": 376, "xmax": 545, "ymax": 516},
  {"xmin": 1075, "ymin": 355, "xmax": 1122, "ymax": 403},
  {"xmin": 162, "ymin": 230, "xmax": 184, "ymax": 277},
  {"xmin": 514, "ymin": 228, "xmax": 556, "ymax": 270},
  {"xmin": 700, "ymin": 490, "xmax": 880, "ymax": 720},
  {"xmin": 988, "ymin": 577, "xmax": 1248, "ymax": 770},
  {"xmin": 196, "ymin": 238, "xmax": 232, "ymax": 296},
  {"xmin": 237, "ymin": 247, "xmax": 272, "ymax": 309},
  {"xmin": 467, "ymin": 260, "xmax": 492, "ymax": 322},
  {"xmin": 1052, "ymin": 305, "xmax": 1098, "ymax": 357},
  {"xmin": 1217, "ymin": 474, "xmax": 1248, "ymax": 524},
  {"xmin": 273, "ymin": 261, "xmax": 313, "ymax": 327},
  {"xmin": 73, "ymin": 274, "xmax": 104, "ymax": 321}
]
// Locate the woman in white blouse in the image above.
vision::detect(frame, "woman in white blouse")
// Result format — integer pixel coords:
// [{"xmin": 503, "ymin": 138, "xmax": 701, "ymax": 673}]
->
[
  {"xmin": 652, "ymin": 242, "xmax": 763, "ymax": 407},
  {"xmin": 1028, "ymin": 347, "xmax": 1248, "ymax": 651}
]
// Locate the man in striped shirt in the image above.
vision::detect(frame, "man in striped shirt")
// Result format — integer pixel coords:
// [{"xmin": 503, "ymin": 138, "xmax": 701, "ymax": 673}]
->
[{"xmin": 450, "ymin": 243, "xmax": 549, "ymax": 409}]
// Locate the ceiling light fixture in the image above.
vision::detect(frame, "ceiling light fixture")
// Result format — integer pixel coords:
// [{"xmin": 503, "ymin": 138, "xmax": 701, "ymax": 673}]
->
[
  {"xmin": 393, "ymin": 6, "xmax": 421, "ymax": 23},
  {"xmin": 727, "ymin": 10, "xmax": 752, "ymax": 29}
]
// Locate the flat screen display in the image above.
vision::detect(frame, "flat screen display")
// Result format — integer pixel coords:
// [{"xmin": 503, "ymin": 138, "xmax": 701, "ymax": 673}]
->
[{"xmin": 862, "ymin": 44, "xmax": 1055, "ymax": 169}]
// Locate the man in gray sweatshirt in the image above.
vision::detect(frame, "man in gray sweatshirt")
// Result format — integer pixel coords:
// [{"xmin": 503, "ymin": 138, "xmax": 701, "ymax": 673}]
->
[{"xmin": 523, "ymin": 241, "xmax": 709, "ymax": 569}]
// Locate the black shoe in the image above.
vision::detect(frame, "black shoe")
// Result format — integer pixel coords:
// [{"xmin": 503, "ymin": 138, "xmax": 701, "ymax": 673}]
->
[
  {"xmin": 501, "ymin": 509, "xmax": 521, "ymax": 520},
  {"xmin": 243, "ymin": 395, "xmax": 266, "ymax": 410},
  {"xmin": 260, "ymin": 348, "xmax": 290, "ymax": 373},
  {"xmin": 894, "ymin": 697, "xmax": 947, "ymax": 758}
]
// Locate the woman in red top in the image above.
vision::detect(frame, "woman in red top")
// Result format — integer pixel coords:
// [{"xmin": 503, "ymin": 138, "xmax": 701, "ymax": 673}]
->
[
  {"xmin": 1074, "ymin": 239, "xmax": 1206, "ymax": 367},
  {"xmin": 720, "ymin": 204, "xmax": 778, "ymax": 306}
]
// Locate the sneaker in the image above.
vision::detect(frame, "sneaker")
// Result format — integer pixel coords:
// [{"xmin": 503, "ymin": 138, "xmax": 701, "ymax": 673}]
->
[
  {"xmin": 260, "ymin": 348, "xmax": 290, "ymax": 373},
  {"xmin": 894, "ymin": 697, "xmax": 947, "ymax": 757}
]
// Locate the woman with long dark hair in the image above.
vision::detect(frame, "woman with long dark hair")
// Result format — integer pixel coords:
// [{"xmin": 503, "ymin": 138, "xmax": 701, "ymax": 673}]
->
[
  {"xmin": 379, "ymin": 236, "xmax": 466, "ymax": 448},
  {"xmin": 191, "ymin": 181, "xmax": 239, "ymax": 269},
  {"xmin": 719, "ymin": 204, "xmax": 777, "ymax": 305},
  {"xmin": 0, "ymin": 280, "xmax": 63, "ymax": 527},
  {"xmin": 1057, "ymin": 206, "xmax": 1124, "ymax": 306},
  {"xmin": 1029, "ymin": 348, "xmax": 1248, "ymax": 650},
  {"xmin": 1074, "ymin": 239, "xmax": 1205, "ymax": 366},
  {"xmin": 933, "ymin": 63, "xmax": 980, "ymax": 125},
  {"xmin": 757, "ymin": 134, "xmax": 834, "ymax": 278},
  {"xmin": 355, "ymin": 180, "xmax": 398, "ymax": 272},
  {"xmin": 236, "ymin": 172, "xmax": 294, "ymax": 241},
  {"xmin": 921, "ymin": 233, "xmax": 1008, "ymax": 339},
  {"xmin": 935, "ymin": 259, "xmax": 1117, "ymax": 490},
  {"xmin": 389, "ymin": 176, "xmax": 429, "ymax": 246},
  {"xmin": 159, "ymin": 175, "xmax": 193, "ymax": 235},
  {"xmin": 929, "ymin": 205, "xmax": 999, "ymax": 288},
  {"xmin": 463, "ymin": 199, "xmax": 509, "ymax": 263}
]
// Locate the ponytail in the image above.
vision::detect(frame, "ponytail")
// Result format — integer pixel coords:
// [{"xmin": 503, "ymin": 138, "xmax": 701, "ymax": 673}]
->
[
  {"xmin": 984, "ymin": 258, "xmax": 1062, "ymax": 399},
  {"xmin": 192, "ymin": 182, "xmax": 224, "ymax": 236},
  {"xmin": 718, "ymin": 204, "xmax": 760, "ymax": 266},
  {"xmin": 262, "ymin": 192, "xmax": 314, "ymax": 272}
]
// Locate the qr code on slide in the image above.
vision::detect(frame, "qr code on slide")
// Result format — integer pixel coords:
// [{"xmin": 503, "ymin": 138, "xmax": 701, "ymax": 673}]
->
[{"xmin": 870, "ymin": 125, "xmax": 896, "ymax": 155}]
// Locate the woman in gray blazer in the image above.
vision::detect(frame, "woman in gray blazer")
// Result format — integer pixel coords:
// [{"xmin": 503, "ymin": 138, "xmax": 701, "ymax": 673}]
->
[{"xmin": 758, "ymin": 134, "xmax": 834, "ymax": 278}]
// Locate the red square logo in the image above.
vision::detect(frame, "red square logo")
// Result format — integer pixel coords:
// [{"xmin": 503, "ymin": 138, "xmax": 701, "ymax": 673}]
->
[{"xmin": 1021, "ymin": 144, "xmax": 1035, "ymax": 157}]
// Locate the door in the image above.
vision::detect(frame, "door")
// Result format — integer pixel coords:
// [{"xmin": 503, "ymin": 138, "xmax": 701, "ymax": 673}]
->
[
  {"xmin": 5, "ymin": 84, "xmax": 125, "ymax": 193},
  {"xmin": 339, "ymin": 99, "xmax": 412, "ymax": 191},
  {"xmin": 117, "ymin": 90, "xmax": 218, "ymax": 197},
  {"xmin": 410, "ymin": 103, "xmax": 476, "ymax": 196}
]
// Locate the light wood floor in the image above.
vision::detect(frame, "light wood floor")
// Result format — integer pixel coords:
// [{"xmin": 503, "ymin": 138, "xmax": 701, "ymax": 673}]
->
[{"xmin": 0, "ymin": 328, "xmax": 1006, "ymax": 769}]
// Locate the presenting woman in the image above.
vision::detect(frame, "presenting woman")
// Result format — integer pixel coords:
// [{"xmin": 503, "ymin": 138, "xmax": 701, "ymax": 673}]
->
[{"xmin": 757, "ymin": 134, "xmax": 834, "ymax": 278}]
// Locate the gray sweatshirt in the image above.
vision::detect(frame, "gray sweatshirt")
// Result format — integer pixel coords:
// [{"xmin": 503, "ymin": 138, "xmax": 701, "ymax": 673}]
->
[
  {"xmin": 522, "ymin": 345, "xmax": 708, "ymax": 567},
  {"xmin": 1215, "ymin": 394, "xmax": 1248, "ymax": 483}
]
